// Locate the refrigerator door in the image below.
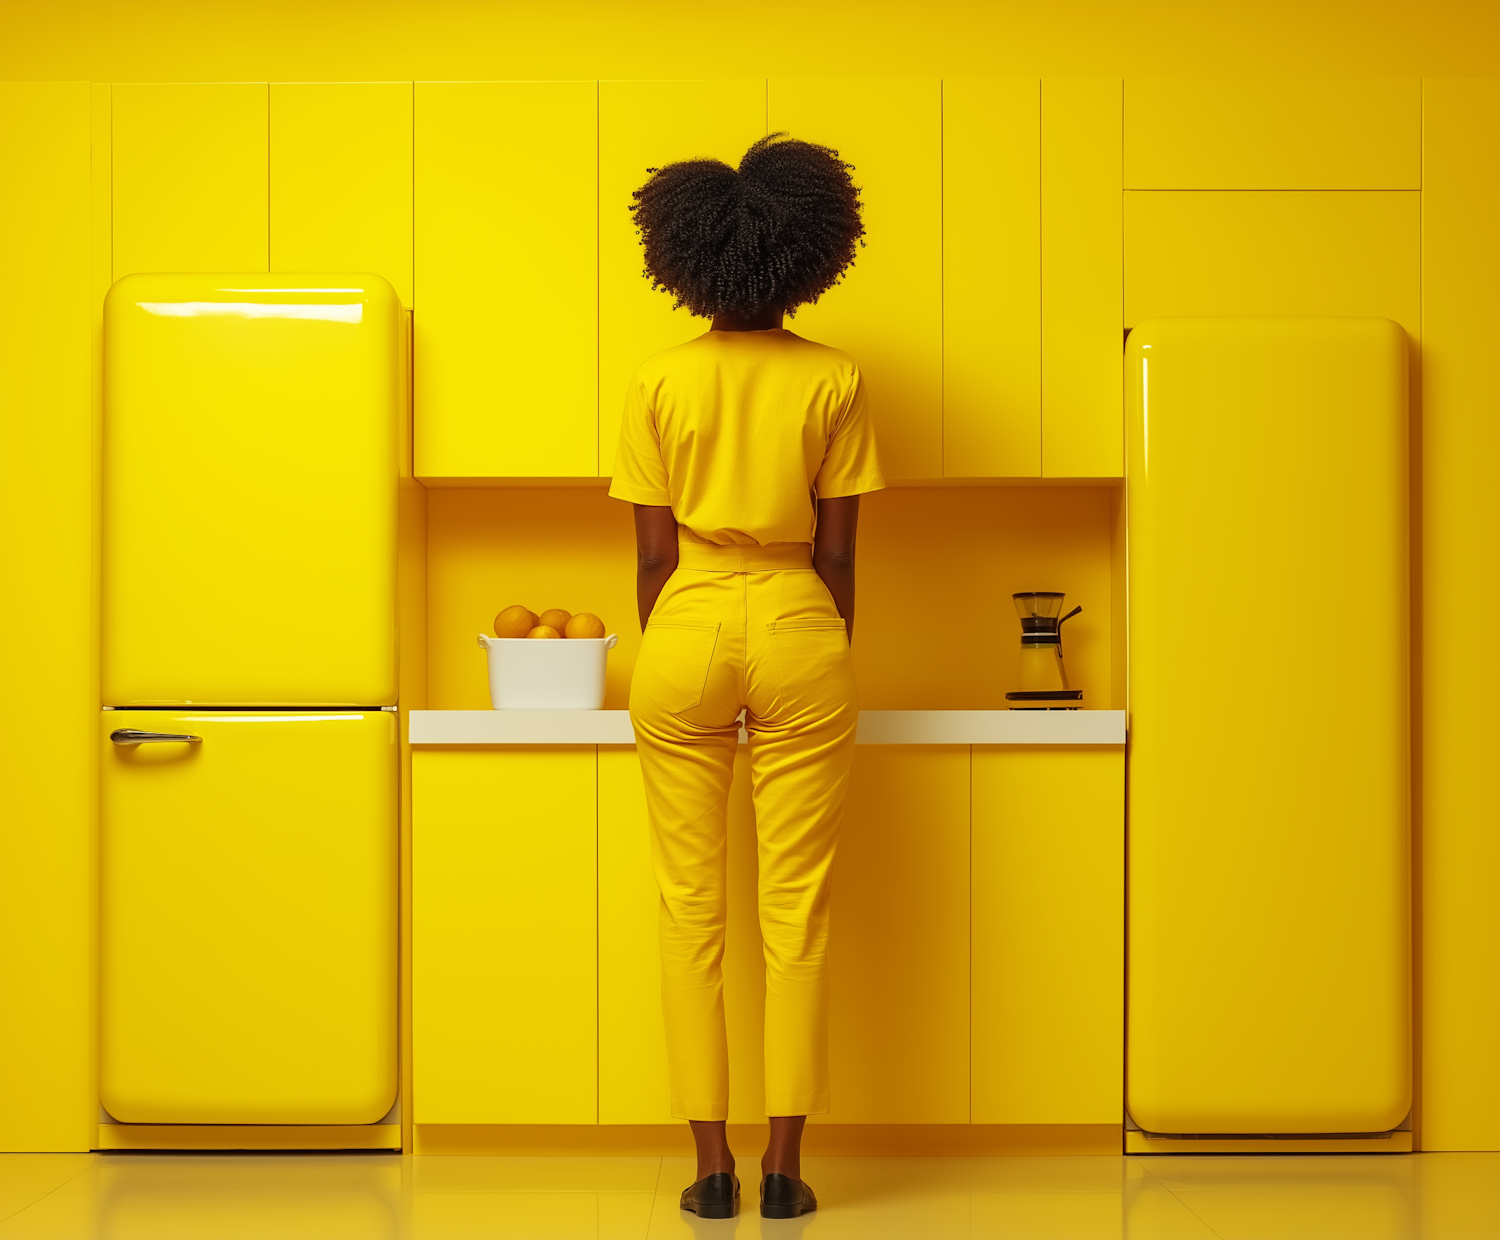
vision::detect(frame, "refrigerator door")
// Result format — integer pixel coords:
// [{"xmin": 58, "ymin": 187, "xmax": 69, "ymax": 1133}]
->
[
  {"xmin": 1126, "ymin": 318, "xmax": 1410, "ymax": 1135},
  {"xmin": 103, "ymin": 273, "xmax": 399, "ymax": 707},
  {"xmin": 101, "ymin": 710, "xmax": 396, "ymax": 1124}
]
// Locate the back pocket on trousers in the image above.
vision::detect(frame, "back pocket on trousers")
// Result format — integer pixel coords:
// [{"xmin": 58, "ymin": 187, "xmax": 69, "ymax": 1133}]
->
[
  {"xmin": 767, "ymin": 618, "xmax": 852, "ymax": 710},
  {"xmin": 635, "ymin": 622, "xmax": 721, "ymax": 715}
]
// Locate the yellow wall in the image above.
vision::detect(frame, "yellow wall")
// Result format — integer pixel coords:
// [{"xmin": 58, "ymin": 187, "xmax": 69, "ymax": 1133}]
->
[{"xmin": 5, "ymin": 0, "xmax": 1500, "ymax": 1152}]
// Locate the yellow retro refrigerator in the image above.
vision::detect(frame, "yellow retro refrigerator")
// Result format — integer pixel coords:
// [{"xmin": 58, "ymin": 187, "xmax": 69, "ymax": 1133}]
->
[
  {"xmin": 1126, "ymin": 318, "xmax": 1410, "ymax": 1143},
  {"xmin": 100, "ymin": 275, "xmax": 400, "ymax": 1124}
]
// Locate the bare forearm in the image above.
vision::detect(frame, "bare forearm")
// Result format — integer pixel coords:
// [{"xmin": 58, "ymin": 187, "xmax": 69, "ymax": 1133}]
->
[
  {"xmin": 632, "ymin": 503, "xmax": 680, "ymax": 628},
  {"xmin": 812, "ymin": 494, "xmax": 860, "ymax": 641},
  {"xmin": 813, "ymin": 553, "xmax": 855, "ymax": 640},
  {"xmin": 637, "ymin": 554, "xmax": 678, "ymax": 629}
]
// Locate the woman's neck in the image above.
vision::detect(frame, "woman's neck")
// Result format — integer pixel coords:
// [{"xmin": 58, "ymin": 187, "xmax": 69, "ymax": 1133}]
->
[{"xmin": 711, "ymin": 307, "xmax": 784, "ymax": 332}]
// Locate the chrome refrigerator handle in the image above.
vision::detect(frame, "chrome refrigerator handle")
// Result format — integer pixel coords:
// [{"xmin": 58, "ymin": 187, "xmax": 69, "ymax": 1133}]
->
[{"xmin": 110, "ymin": 729, "xmax": 202, "ymax": 745}]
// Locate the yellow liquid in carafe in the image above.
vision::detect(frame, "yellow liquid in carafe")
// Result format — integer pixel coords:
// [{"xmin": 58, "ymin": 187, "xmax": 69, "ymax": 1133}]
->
[{"xmin": 1018, "ymin": 644, "xmax": 1070, "ymax": 692}]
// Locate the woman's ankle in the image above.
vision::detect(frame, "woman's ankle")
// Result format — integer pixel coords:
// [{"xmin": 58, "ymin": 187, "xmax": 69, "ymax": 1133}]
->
[
  {"xmin": 688, "ymin": 1119, "xmax": 735, "ymax": 1180},
  {"xmin": 761, "ymin": 1114, "xmax": 806, "ymax": 1180}
]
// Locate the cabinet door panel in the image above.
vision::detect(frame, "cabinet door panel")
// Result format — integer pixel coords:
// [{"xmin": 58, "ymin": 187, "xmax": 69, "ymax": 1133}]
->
[
  {"xmin": 101, "ymin": 711, "xmax": 396, "ymax": 1124},
  {"xmin": 0, "ymin": 80, "xmax": 94, "ymax": 1153},
  {"xmin": 113, "ymin": 84, "xmax": 268, "ymax": 279},
  {"xmin": 1125, "ymin": 190, "xmax": 1420, "ymax": 337},
  {"xmin": 1420, "ymin": 78, "xmax": 1500, "ymax": 1153},
  {"xmin": 943, "ymin": 79, "xmax": 1041, "ymax": 478},
  {"xmin": 818, "ymin": 746, "xmax": 969, "ymax": 1123},
  {"xmin": 597, "ymin": 746, "xmax": 672, "ymax": 1123},
  {"xmin": 769, "ymin": 79, "xmax": 943, "ymax": 480},
  {"xmin": 1040, "ymin": 79, "xmax": 1122, "ymax": 477},
  {"xmin": 598, "ymin": 79, "xmax": 765, "ymax": 477},
  {"xmin": 1125, "ymin": 79, "xmax": 1421, "ymax": 190},
  {"xmin": 415, "ymin": 81, "xmax": 597, "ymax": 479},
  {"xmin": 271, "ymin": 83, "xmax": 413, "ymax": 306},
  {"xmin": 413, "ymin": 748, "xmax": 597, "ymax": 1123},
  {"xmin": 972, "ymin": 746, "xmax": 1123, "ymax": 1123}
]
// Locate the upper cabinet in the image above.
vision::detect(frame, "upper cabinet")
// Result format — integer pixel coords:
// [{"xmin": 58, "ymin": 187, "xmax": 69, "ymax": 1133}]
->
[
  {"xmin": 769, "ymin": 79, "xmax": 943, "ymax": 481},
  {"xmin": 944, "ymin": 79, "xmax": 1041, "ymax": 479},
  {"xmin": 1040, "ymin": 79, "xmax": 1124, "ymax": 478},
  {"xmin": 211, "ymin": 77, "xmax": 1134, "ymax": 484},
  {"xmin": 1124, "ymin": 191, "xmax": 1420, "ymax": 338},
  {"xmin": 1125, "ymin": 80, "xmax": 1422, "ymax": 190},
  {"xmin": 271, "ymin": 83, "xmax": 414, "ymax": 307},
  {"xmin": 1121, "ymin": 78, "xmax": 1422, "ymax": 353},
  {"xmin": 113, "ymin": 84, "xmax": 269, "ymax": 278},
  {"xmin": 598, "ymin": 79, "xmax": 766, "ymax": 477},
  {"xmin": 414, "ymin": 81, "xmax": 598, "ymax": 480}
]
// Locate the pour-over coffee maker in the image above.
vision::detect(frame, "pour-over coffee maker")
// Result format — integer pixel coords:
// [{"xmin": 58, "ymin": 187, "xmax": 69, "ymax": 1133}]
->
[{"xmin": 1006, "ymin": 592, "xmax": 1083, "ymax": 709}]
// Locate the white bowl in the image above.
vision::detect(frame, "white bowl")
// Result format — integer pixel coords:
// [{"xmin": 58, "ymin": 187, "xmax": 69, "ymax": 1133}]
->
[{"xmin": 476, "ymin": 634, "xmax": 619, "ymax": 709}]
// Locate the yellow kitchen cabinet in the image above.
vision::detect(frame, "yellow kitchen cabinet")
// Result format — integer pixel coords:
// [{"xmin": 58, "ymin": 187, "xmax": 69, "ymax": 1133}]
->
[
  {"xmin": 943, "ymin": 79, "xmax": 1041, "ymax": 478},
  {"xmin": 598, "ymin": 79, "xmax": 765, "ymax": 476},
  {"xmin": 0, "ymin": 81, "xmax": 94, "ymax": 1154},
  {"xmin": 1125, "ymin": 79, "xmax": 1421, "ymax": 190},
  {"xmin": 113, "ymin": 84, "xmax": 268, "ymax": 279},
  {"xmin": 818, "ymin": 746, "xmax": 970, "ymax": 1123},
  {"xmin": 101, "ymin": 710, "xmax": 396, "ymax": 1124},
  {"xmin": 597, "ymin": 746, "xmax": 672, "ymax": 1124},
  {"xmin": 102, "ymin": 273, "xmax": 401, "ymax": 707},
  {"xmin": 1419, "ymin": 79, "xmax": 1500, "ymax": 1153},
  {"xmin": 1127, "ymin": 318, "xmax": 1409, "ymax": 1135},
  {"xmin": 769, "ymin": 79, "xmax": 943, "ymax": 480},
  {"xmin": 414, "ymin": 81, "xmax": 596, "ymax": 479},
  {"xmin": 971, "ymin": 746, "xmax": 1123, "ymax": 1123},
  {"xmin": 1041, "ymin": 79, "xmax": 1122, "ymax": 477},
  {"xmin": 271, "ymin": 82, "xmax": 413, "ymax": 307},
  {"xmin": 598, "ymin": 746, "xmax": 766, "ymax": 1123},
  {"xmin": 1125, "ymin": 191, "xmax": 1420, "ymax": 336},
  {"xmin": 413, "ymin": 748, "xmax": 598, "ymax": 1123}
]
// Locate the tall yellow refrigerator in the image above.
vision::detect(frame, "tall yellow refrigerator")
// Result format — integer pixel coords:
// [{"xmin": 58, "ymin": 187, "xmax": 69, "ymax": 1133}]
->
[
  {"xmin": 1126, "ymin": 318, "xmax": 1410, "ymax": 1144},
  {"xmin": 100, "ymin": 274, "xmax": 400, "ymax": 1125}
]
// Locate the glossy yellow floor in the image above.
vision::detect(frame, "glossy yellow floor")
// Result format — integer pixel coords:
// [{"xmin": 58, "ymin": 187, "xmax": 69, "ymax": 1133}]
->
[{"xmin": 1, "ymin": 1151, "xmax": 1497, "ymax": 1238}]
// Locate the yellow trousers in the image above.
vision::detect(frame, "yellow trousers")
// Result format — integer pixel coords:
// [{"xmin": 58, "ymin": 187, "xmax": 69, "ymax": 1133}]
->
[{"xmin": 630, "ymin": 539, "xmax": 859, "ymax": 1120}]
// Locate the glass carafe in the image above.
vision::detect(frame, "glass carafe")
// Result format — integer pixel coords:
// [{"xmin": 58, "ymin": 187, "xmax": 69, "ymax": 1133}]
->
[{"xmin": 1008, "ymin": 592, "xmax": 1083, "ymax": 706}]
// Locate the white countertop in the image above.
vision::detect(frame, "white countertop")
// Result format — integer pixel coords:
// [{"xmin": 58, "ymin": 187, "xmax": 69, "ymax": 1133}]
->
[{"xmin": 409, "ymin": 709, "xmax": 1126, "ymax": 746}]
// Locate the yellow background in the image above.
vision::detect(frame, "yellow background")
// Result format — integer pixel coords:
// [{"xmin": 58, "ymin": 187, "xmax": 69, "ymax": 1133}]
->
[{"xmin": 2, "ymin": 0, "xmax": 1498, "ymax": 1155}]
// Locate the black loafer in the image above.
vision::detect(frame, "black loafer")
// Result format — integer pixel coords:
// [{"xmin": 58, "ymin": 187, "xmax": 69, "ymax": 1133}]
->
[
  {"xmin": 680, "ymin": 1171, "xmax": 739, "ymax": 1219},
  {"xmin": 761, "ymin": 1172, "xmax": 817, "ymax": 1219}
]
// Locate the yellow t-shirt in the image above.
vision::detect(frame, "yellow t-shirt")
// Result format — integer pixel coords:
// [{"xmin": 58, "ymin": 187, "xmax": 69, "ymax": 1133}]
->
[{"xmin": 608, "ymin": 328, "xmax": 885, "ymax": 546}]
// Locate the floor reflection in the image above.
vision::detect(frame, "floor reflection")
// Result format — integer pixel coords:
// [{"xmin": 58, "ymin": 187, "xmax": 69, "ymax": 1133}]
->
[{"xmin": 0, "ymin": 1150, "xmax": 1496, "ymax": 1239}]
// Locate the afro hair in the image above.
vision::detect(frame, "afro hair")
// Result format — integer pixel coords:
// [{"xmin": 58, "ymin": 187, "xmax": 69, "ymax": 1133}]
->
[{"xmin": 629, "ymin": 133, "xmax": 864, "ymax": 319}]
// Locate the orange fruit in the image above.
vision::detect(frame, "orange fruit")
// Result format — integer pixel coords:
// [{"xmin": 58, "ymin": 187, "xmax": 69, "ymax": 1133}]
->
[
  {"xmin": 538, "ymin": 608, "xmax": 572, "ymax": 634},
  {"xmin": 565, "ymin": 612, "xmax": 606, "ymax": 640},
  {"xmin": 494, "ymin": 605, "xmax": 538, "ymax": 638},
  {"xmin": 526, "ymin": 625, "xmax": 561, "ymax": 639}
]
